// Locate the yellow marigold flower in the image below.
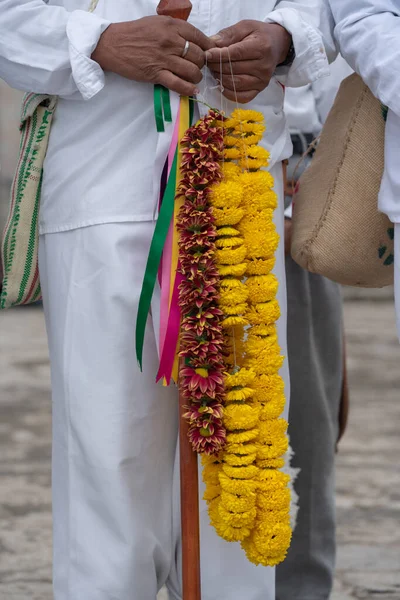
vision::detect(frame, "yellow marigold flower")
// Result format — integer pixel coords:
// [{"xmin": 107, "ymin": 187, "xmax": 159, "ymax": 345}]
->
[
  {"xmin": 245, "ymin": 334, "xmax": 279, "ymax": 357},
  {"xmin": 222, "ymin": 464, "xmax": 259, "ymax": 480},
  {"xmin": 225, "ymin": 368, "xmax": 256, "ymax": 389},
  {"xmin": 225, "ymin": 387, "xmax": 254, "ymax": 402},
  {"xmin": 239, "ymin": 157, "xmax": 269, "ymax": 171},
  {"xmin": 224, "ymin": 147, "xmax": 242, "ymax": 160},
  {"xmin": 235, "ymin": 122, "xmax": 265, "ymax": 136},
  {"xmin": 256, "ymin": 457, "xmax": 285, "ymax": 470},
  {"xmin": 219, "ymin": 504, "xmax": 257, "ymax": 528},
  {"xmin": 223, "ymin": 403, "xmax": 261, "ymax": 431},
  {"xmin": 225, "ymin": 441, "xmax": 258, "ymax": 455},
  {"xmin": 259, "ymin": 396, "xmax": 286, "ymax": 420},
  {"xmin": 208, "ymin": 497, "xmax": 221, "ymax": 528},
  {"xmin": 246, "ymin": 352, "xmax": 284, "ymax": 376},
  {"xmin": 240, "ymin": 132, "xmax": 264, "ymax": 145},
  {"xmin": 257, "ymin": 438, "xmax": 288, "ymax": 461},
  {"xmin": 219, "ymin": 471, "xmax": 258, "ymax": 496},
  {"xmin": 226, "ymin": 428, "xmax": 259, "ymax": 444},
  {"xmin": 256, "ymin": 487, "xmax": 291, "ymax": 511},
  {"xmin": 221, "ymin": 490, "xmax": 257, "ymax": 513},
  {"xmin": 219, "ymin": 302, "xmax": 248, "ymax": 316},
  {"xmin": 221, "ymin": 161, "xmax": 242, "ymax": 180},
  {"xmin": 224, "ymin": 451, "xmax": 257, "ymax": 467},
  {"xmin": 246, "ymin": 274, "xmax": 279, "ymax": 304},
  {"xmin": 218, "ymin": 262, "xmax": 248, "ymax": 277},
  {"xmin": 231, "ymin": 108, "xmax": 264, "ymax": 123},
  {"xmin": 257, "ymin": 469, "xmax": 290, "ymax": 489},
  {"xmin": 203, "ymin": 462, "xmax": 222, "ymax": 485},
  {"xmin": 203, "ymin": 483, "xmax": 221, "ymax": 502},
  {"xmin": 253, "ymin": 374, "xmax": 284, "ymax": 399},
  {"xmin": 216, "ymin": 236, "xmax": 244, "ymax": 249},
  {"xmin": 216, "ymin": 244, "xmax": 247, "ymax": 265},
  {"xmin": 222, "ymin": 316, "xmax": 249, "ymax": 329},
  {"xmin": 250, "ymin": 191, "xmax": 278, "ymax": 210},
  {"xmin": 213, "ymin": 206, "xmax": 245, "ymax": 227},
  {"xmin": 245, "ymin": 146, "xmax": 270, "ymax": 160},
  {"xmin": 224, "ymin": 117, "xmax": 239, "ymax": 129},
  {"xmin": 246, "ymin": 258, "xmax": 276, "ymax": 276},
  {"xmin": 258, "ymin": 418, "xmax": 288, "ymax": 442},
  {"xmin": 215, "ymin": 520, "xmax": 252, "ymax": 543},
  {"xmin": 202, "ymin": 453, "xmax": 222, "ymax": 466},
  {"xmin": 210, "ymin": 180, "xmax": 243, "ymax": 209},
  {"xmin": 242, "ymin": 522, "xmax": 292, "ymax": 566},
  {"xmin": 250, "ymin": 324, "xmax": 277, "ymax": 337},
  {"xmin": 219, "ymin": 286, "xmax": 248, "ymax": 306},
  {"xmin": 217, "ymin": 226, "xmax": 240, "ymax": 238},
  {"xmin": 246, "ymin": 300, "xmax": 281, "ymax": 326},
  {"xmin": 251, "ymin": 522, "xmax": 293, "ymax": 560},
  {"xmin": 239, "ymin": 170, "xmax": 274, "ymax": 192}
]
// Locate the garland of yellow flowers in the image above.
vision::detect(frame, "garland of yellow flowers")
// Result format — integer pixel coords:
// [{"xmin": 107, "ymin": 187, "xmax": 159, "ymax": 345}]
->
[{"xmin": 202, "ymin": 109, "xmax": 292, "ymax": 566}]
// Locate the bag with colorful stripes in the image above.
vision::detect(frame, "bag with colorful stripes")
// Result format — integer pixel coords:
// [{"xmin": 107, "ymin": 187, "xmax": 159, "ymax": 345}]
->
[
  {"xmin": 1, "ymin": 93, "xmax": 56, "ymax": 308},
  {"xmin": 0, "ymin": 0, "xmax": 99, "ymax": 309}
]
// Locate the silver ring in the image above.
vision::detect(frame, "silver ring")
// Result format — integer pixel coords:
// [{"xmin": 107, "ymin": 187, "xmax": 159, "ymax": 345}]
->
[{"xmin": 181, "ymin": 40, "xmax": 190, "ymax": 59}]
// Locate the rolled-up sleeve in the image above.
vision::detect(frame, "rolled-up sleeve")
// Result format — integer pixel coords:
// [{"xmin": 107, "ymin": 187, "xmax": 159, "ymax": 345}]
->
[
  {"xmin": 0, "ymin": 0, "xmax": 110, "ymax": 99},
  {"xmin": 265, "ymin": 0, "xmax": 338, "ymax": 87}
]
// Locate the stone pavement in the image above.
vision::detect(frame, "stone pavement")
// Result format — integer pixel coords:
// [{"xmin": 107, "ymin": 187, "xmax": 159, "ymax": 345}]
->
[{"xmin": 0, "ymin": 300, "xmax": 399, "ymax": 600}]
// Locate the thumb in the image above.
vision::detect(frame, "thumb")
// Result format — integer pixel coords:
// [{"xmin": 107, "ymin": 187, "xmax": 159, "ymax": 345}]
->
[
  {"xmin": 210, "ymin": 25, "xmax": 243, "ymax": 48},
  {"xmin": 206, "ymin": 21, "xmax": 254, "ymax": 62}
]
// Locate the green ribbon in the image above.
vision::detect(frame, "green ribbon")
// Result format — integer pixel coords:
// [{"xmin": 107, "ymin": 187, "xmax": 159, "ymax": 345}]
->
[
  {"xmin": 135, "ymin": 148, "xmax": 178, "ymax": 369},
  {"xmin": 154, "ymin": 85, "xmax": 172, "ymax": 132}
]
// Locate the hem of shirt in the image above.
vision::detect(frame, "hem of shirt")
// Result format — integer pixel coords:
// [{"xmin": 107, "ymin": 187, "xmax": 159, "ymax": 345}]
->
[{"xmin": 39, "ymin": 215, "xmax": 156, "ymax": 235}]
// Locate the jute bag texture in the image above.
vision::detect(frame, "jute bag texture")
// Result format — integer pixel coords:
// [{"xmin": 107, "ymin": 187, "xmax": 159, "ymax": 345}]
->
[
  {"xmin": 291, "ymin": 73, "xmax": 394, "ymax": 288},
  {"xmin": 0, "ymin": 0, "xmax": 99, "ymax": 309}
]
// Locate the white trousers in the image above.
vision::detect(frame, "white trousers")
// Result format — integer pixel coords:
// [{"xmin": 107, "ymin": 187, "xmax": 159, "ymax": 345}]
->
[{"xmin": 38, "ymin": 164, "xmax": 288, "ymax": 600}]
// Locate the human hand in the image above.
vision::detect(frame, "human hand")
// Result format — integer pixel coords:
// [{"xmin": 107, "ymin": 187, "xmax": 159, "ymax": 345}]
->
[
  {"xmin": 284, "ymin": 218, "xmax": 292, "ymax": 256},
  {"xmin": 206, "ymin": 21, "xmax": 292, "ymax": 103},
  {"xmin": 92, "ymin": 16, "xmax": 215, "ymax": 96}
]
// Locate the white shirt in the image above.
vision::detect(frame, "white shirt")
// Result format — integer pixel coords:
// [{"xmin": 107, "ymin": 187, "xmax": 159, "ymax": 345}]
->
[
  {"xmin": 284, "ymin": 54, "xmax": 353, "ymax": 136},
  {"xmin": 330, "ymin": 0, "xmax": 400, "ymax": 334},
  {"xmin": 0, "ymin": 0, "xmax": 334, "ymax": 234}
]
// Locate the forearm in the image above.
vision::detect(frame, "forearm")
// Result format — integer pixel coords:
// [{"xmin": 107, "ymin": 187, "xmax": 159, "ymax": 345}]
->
[{"xmin": 0, "ymin": 0, "xmax": 109, "ymax": 98}]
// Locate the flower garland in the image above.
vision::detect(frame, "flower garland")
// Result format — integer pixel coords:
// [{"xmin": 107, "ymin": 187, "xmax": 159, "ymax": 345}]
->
[
  {"xmin": 201, "ymin": 109, "xmax": 292, "ymax": 566},
  {"xmin": 177, "ymin": 110, "xmax": 227, "ymax": 455}
]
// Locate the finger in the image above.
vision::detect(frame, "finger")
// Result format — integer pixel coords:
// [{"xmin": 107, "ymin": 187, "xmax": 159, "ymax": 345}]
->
[
  {"xmin": 157, "ymin": 70, "xmax": 199, "ymax": 97},
  {"xmin": 211, "ymin": 72, "xmax": 263, "ymax": 93},
  {"xmin": 208, "ymin": 59, "xmax": 263, "ymax": 76},
  {"xmin": 210, "ymin": 20, "xmax": 256, "ymax": 48},
  {"xmin": 170, "ymin": 57, "xmax": 203, "ymax": 85},
  {"xmin": 177, "ymin": 20, "xmax": 216, "ymax": 52},
  {"xmin": 207, "ymin": 39, "xmax": 263, "ymax": 63},
  {"xmin": 222, "ymin": 88, "xmax": 259, "ymax": 104},
  {"xmin": 177, "ymin": 38, "xmax": 206, "ymax": 69}
]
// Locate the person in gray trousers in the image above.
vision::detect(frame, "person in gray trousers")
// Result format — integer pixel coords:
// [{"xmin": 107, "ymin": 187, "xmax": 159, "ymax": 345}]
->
[{"xmin": 276, "ymin": 56, "xmax": 352, "ymax": 600}]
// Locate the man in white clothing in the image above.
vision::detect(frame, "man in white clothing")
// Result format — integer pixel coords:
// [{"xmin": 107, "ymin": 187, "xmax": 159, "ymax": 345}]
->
[
  {"xmin": 0, "ymin": 2, "xmax": 335, "ymax": 599},
  {"xmin": 328, "ymin": 0, "xmax": 400, "ymax": 338},
  {"xmin": 276, "ymin": 55, "xmax": 352, "ymax": 600}
]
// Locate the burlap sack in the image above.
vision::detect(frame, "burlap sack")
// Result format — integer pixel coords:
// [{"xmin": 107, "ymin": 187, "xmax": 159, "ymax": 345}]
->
[{"xmin": 291, "ymin": 73, "xmax": 394, "ymax": 288}]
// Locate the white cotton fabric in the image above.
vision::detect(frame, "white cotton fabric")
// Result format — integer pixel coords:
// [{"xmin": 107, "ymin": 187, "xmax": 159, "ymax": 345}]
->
[
  {"xmin": 0, "ymin": 0, "xmax": 332, "ymax": 234},
  {"xmin": 39, "ymin": 164, "xmax": 288, "ymax": 600}
]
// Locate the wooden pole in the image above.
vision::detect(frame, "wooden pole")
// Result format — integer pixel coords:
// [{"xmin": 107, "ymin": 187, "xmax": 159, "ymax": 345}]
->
[
  {"xmin": 157, "ymin": 0, "xmax": 193, "ymax": 21},
  {"xmin": 155, "ymin": 2, "xmax": 201, "ymax": 599},
  {"xmin": 179, "ymin": 367, "xmax": 202, "ymax": 600}
]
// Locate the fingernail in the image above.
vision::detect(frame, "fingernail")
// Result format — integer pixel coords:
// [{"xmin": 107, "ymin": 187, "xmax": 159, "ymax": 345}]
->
[
  {"xmin": 210, "ymin": 34, "xmax": 222, "ymax": 42},
  {"xmin": 194, "ymin": 88, "xmax": 200, "ymax": 95}
]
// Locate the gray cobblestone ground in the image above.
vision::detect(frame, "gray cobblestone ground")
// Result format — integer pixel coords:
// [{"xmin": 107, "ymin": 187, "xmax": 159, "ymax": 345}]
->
[{"xmin": 0, "ymin": 300, "xmax": 399, "ymax": 600}]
